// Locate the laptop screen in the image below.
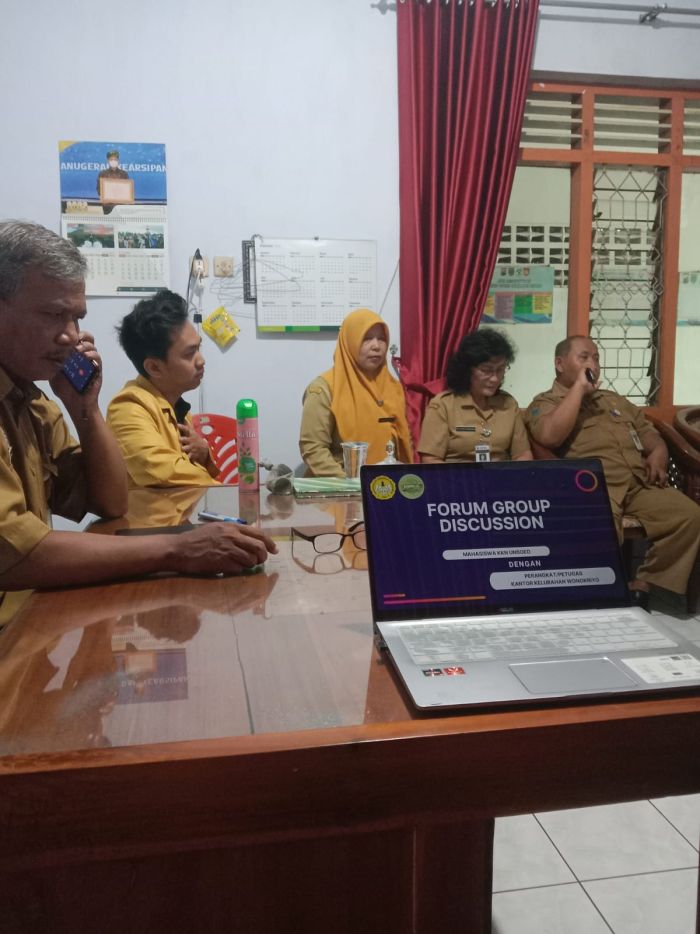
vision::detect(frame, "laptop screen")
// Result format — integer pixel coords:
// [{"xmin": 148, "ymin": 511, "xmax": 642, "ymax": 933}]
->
[{"xmin": 361, "ymin": 460, "xmax": 630, "ymax": 622}]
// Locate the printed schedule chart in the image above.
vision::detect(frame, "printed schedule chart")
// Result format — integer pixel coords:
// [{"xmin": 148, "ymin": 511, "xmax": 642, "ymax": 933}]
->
[{"xmin": 253, "ymin": 237, "xmax": 377, "ymax": 332}]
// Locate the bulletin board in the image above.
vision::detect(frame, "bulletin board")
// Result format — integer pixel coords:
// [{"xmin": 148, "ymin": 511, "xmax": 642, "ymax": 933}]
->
[
  {"xmin": 252, "ymin": 237, "xmax": 377, "ymax": 332},
  {"xmin": 481, "ymin": 265, "xmax": 554, "ymax": 325}
]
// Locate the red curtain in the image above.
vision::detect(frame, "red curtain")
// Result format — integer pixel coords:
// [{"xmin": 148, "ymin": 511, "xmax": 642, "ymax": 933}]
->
[{"xmin": 396, "ymin": 0, "xmax": 539, "ymax": 440}]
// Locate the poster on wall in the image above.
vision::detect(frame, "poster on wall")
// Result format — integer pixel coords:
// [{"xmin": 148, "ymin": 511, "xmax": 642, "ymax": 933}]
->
[
  {"xmin": 58, "ymin": 140, "xmax": 169, "ymax": 297},
  {"xmin": 677, "ymin": 271, "xmax": 700, "ymax": 326},
  {"xmin": 482, "ymin": 265, "xmax": 554, "ymax": 325}
]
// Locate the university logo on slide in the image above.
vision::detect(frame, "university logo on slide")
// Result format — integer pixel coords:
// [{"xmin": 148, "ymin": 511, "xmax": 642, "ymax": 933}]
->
[{"xmin": 370, "ymin": 475, "xmax": 396, "ymax": 500}]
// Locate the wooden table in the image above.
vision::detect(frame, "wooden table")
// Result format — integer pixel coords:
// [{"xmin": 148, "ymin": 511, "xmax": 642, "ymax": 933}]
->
[{"xmin": 1, "ymin": 486, "xmax": 699, "ymax": 934}]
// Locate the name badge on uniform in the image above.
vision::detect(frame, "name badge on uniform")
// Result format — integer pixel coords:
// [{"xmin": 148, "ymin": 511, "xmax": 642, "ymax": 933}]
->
[
  {"xmin": 475, "ymin": 443, "xmax": 491, "ymax": 463},
  {"xmin": 630, "ymin": 429, "xmax": 644, "ymax": 452},
  {"xmin": 456, "ymin": 426, "xmax": 476, "ymax": 432}
]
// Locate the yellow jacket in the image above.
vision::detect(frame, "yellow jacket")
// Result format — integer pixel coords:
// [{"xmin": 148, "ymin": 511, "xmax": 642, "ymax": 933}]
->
[{"xmin": 107, "ymin": 376, "xmax": 219, "ymax": 487}]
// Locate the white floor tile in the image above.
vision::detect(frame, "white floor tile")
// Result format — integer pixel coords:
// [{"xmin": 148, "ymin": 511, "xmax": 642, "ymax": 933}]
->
[
  {"xmin": 492, "ymin": 883, "xmax": 612, "ymax": 934},
  {"xmin": 584, "ymin": 868, "xmax": 698, "ymax": 934},
  {"xmin": 493, "ymin": 814, "xmax": 576, "ymax": 892},
  {"xmin": 651, "ymin": 794, "xmax": 700, "ymax": 850},
  {"xmin": 535, "ymin": 801, "xmax": 698, "ymax": 880}
]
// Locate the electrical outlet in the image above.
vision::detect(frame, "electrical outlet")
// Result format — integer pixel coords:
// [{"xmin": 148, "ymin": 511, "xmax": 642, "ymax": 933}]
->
[
  {"xmin": 214, "ymin": 255, "xmax": 234, "ymax": 277},
  {"xmin": 189, "ymin": 255, "xmax": 209, "ymax": 277}
]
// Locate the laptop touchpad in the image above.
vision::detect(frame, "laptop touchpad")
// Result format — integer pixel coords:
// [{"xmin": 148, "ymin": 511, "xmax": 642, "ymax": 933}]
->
[{"xmin": 510, "ymin": 658, "xmax": 636, "ymax": 694}]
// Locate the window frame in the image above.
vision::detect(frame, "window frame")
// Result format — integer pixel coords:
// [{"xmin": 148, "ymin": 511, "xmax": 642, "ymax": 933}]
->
[{"xmin": 518, "ymin": 80, "xmax": 700, "ymax": 417}]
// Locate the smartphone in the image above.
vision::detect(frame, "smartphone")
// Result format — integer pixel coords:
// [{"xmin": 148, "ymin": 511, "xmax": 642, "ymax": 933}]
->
[
  {"xmin": 62, "ymin": 350, "xmax": 98, "ymax": 393},
  {"xmin": 585, "ymin": 367, "xmax": 596, "ymax": 385}
]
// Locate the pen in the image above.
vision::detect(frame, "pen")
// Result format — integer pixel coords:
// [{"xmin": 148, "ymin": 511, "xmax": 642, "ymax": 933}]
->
[{"xmin": 198, "ymin": 510, "xmax": 248, "ymax": 525}]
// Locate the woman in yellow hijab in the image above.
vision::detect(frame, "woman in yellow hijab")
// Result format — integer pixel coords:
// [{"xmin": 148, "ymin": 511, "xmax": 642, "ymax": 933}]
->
[{"xmin": 299, "ymin": 308, "xmax": 413, "ymax": 476}]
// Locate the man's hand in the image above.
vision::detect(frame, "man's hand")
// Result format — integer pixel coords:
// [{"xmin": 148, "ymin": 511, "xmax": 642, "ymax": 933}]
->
[
  {"xmin": 171, "ymin": 522, "xmax": 277, "ymax": 576},
  {"xmin": 49, "ymin": 330, "xmax": 102, "ymax": 418},
  {"xmin": 574, "ymin": 365, "xmax": 598, "ymax": 396},
  {"xmin": 644, "ymin": 444, "xmax": 669, "ymax": 487},
  {"xmin": 529, "ymin": 367, "xmax": 597, "ymax": 450},
  {"xmin": 178, "ymin": 422, "xmax": 211, "ymax": 465}
]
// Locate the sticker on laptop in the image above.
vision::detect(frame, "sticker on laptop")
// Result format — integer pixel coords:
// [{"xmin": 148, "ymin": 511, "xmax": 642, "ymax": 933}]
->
[
  {"xmin": 370, "ymin": 475, "xmax": 396, "ymax": 500},
  {"xmin": 398, "ymin": 474, "xmax": 425, "ymax": 500},
  {"xmin": 422, "ymin": 668, "xmax": 443, "ymax": 677},
  {"xmin": 622, "ymin": 653, "xmax": 700, "ymax": 684}
]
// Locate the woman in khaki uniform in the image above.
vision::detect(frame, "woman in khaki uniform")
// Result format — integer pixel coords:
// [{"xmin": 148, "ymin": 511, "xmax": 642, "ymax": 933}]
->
[
  {"xmin": 299, "ymin": 308, "xmax": 413, "ymax": 476},
  {"xmin": 418, "ymin": 328, "xmax": 531, "ymax": 463}
]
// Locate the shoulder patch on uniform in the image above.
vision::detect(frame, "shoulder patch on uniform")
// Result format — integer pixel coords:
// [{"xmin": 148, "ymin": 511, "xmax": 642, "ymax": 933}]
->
[{"xmin": 307, "ymin": 386, "xmax": 323, "ymax": 395}]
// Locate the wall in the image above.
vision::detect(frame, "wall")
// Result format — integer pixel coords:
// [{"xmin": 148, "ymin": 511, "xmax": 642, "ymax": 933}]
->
[
  {"xmin": 533, "ymin": 0, "xmax": 700, "ymax": 82},
  {"xmin": 1, "ymin": 0, "xmax": 400, "ymax": 471},
  {"xmin": 1, "ymin": 0, "xmax": 699, "ymax": 475}
]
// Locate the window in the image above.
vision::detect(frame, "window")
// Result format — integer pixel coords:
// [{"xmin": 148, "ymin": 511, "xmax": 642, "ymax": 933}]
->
[{"xmin": 496, "ymin": 82, "xmax": 700, "ymax": 415}]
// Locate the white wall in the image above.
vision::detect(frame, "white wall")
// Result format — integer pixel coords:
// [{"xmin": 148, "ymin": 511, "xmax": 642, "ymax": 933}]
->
[
  {"xmin": 1, "ymin": 0, "xmax": 699, "ymax": 471},
  {"xmin": 534, "ymin": 0, "xmax": 700, "ymax": 82},
  {"xmin": 1, "ymin": 0, "xmax": 400, "ymax": 469}
]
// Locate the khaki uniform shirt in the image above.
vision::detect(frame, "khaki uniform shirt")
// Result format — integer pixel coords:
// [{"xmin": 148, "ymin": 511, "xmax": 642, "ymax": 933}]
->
[
  {"xmin": 0, "ymin": 365, "xmax": 89, "ymax": 623},
  {"xmin": 299, "ymin": 377, "xmax": 345, "ymax": 477},
  {"xmin": 107, "ymin": 376, "xmax": 219, "ymax": 488},
  {"xmin": 525, "ymin": 382, "xmax": 656, "ymax": 491},
  {"xmin": 418, "ymin": 390, "xmax": 531, "ymax": 462}
]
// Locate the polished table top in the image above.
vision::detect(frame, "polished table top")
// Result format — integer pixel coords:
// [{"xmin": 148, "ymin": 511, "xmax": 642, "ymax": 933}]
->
[
  {"xmin": 0, "ymin": 486, "xmax": 384, "ymax": 758},
  {"xmin": 1, "ymin": 483, "xmax": 700, "ymax": 811}
]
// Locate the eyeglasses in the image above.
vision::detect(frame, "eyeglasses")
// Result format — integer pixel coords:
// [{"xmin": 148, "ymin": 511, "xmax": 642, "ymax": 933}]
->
[
  {"xmin": 291, "ymin": 521, "xmax": 366, "ymax": 554},
  {"xmin": 292, "ymin": 550, "xmax": 367, "ymax": 575},
  {"xmin": 474, "ymin": 364, "xmax": 509, "ymax": 379}
]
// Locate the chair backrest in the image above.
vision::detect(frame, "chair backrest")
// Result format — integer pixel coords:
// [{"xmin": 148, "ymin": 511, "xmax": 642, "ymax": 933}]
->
[
  {"xmin": 191, "ymin": 414, "xmax": 238, "ymax": 485},
  {"xmin": 674, "ymin": 407, "xmax": 700, "ymax": 452},
  {"xmin": 646, "ymin": 412, "xmax": 700, "ymax": 506}
]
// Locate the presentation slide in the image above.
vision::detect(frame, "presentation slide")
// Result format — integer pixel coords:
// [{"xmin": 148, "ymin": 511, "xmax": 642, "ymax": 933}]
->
[{"xmin": 362, "ymin": 461, "xmax": 627, "ymax": 619}]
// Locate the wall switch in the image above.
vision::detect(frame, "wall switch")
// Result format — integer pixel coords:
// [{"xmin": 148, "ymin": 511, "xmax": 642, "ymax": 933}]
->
[
  {"xmin": 189, "ymin": 255, "xmax": 209, "ymax": 277},
  {"xmin": 214, "ymin": 255, "xmax": 235, "ymax": 277}
]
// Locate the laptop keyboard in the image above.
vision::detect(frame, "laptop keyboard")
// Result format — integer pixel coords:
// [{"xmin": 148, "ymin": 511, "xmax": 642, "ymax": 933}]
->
[{"xmin": 397, "ymin": 613, "xmax": 677, "ymax": 665}]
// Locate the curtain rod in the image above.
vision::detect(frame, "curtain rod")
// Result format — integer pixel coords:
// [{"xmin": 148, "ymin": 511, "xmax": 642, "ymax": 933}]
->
[
  {"xmin": 379, "ymin": 0, "xmax": 700, "ymax": 20},
  {"xmin": 540, "ymin": 2, "xmax": 700, "ymax": 22}
]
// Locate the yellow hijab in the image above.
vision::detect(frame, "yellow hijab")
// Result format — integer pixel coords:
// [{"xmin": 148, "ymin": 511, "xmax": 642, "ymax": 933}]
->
[{"xmin": 321, "ymin": 308, "xmax": 413, "ymax": 464}]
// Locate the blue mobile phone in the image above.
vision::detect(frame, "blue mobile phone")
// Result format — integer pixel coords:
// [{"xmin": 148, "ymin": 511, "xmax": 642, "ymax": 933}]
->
[{"xmin": 62, "ymin": 350, "xmax": 98, "ymax": 393}]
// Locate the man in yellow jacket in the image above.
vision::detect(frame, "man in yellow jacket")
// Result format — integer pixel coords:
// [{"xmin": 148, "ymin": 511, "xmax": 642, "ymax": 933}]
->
[{"xmin": 107, "ymin": 290, "xmax": 219, "ymax": 486}]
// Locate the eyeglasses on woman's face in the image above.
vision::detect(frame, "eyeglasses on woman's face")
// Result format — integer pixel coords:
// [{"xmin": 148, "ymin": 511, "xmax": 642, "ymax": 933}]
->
[
  {"xmin": 473, "ymin": 359, "xmax": 509, "ymax": 380},
  {"xmin": 291, "ymin": 521, "xmax": 366, "ymax": 554}
]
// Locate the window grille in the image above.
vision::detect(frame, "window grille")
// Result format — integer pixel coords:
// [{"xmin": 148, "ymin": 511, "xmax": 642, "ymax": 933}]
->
[{"xmin": 589, "ymin": 166, "xmax": 666, "ymax": 405}]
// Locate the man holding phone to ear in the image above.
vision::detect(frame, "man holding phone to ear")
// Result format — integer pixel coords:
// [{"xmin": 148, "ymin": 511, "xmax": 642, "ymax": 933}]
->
[
  {"xmin": 525, "ymin": 334, "xmax": 700, "ymax": 610},
  {"xmin": 0, "ymin": 221, "xmax": 276, "ymax": 624}
]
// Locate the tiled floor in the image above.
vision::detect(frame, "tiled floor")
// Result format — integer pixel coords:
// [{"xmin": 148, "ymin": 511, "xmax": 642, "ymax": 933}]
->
[
  {"xmin": 492, "ymin": 608, "xmax": 700, "ymax": 933},
  {"xmin": 492, "ymin": 797, "xmax": 700, "ymax": 933}
]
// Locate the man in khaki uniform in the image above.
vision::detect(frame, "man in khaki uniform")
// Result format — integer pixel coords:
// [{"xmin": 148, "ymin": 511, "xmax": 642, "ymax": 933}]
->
[
  {"xmin": 0, "ymin": 221, "xmax": 275, "ymax": 625},
  {"xmin": 525, "ymin": 335, "xmax": 700, "ymax": 606}
]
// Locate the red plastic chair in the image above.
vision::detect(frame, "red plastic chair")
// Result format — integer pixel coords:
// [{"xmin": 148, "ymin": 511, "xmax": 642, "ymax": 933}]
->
[{"xmin": 191, "ymin": 414, "xmax": 238, "ymax": 485}]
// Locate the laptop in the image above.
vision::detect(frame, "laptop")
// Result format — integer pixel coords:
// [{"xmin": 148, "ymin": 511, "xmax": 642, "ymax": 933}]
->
[{"xmin": 361, "ymin": 460, "xmax": 700, "ymax": 710}]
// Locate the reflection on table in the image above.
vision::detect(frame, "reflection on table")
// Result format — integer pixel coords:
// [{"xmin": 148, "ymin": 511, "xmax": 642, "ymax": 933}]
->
[{"xmin": 0, "ymin": 486, "xmax": 376, "ymax": 756}]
